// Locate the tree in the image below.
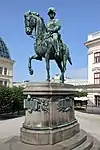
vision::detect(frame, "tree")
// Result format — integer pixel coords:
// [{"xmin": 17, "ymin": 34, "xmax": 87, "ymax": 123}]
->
[
  {"xmin": 75, "ymin": 91, "xmax": 87, "ymax": 97},
  {"xmin": 10, "ymin": 86, "xmax": 24, "ymax": 115},
  {"xmin": 0, "ymin": 86, "xmax": 12, "ymax": 113},
  {"xmin": 0, "ymin": 86, "xmax": 24, "ymax": 115}
]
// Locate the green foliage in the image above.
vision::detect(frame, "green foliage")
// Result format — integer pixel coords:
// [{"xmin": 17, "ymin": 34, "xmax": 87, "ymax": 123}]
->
[
  {"xmin": 75, "ymin": 91, "xmax": 87, "ymax": 97},
  {"xmin": 0, "ymin": 86, "xmax": 24, "ymax": 114}
]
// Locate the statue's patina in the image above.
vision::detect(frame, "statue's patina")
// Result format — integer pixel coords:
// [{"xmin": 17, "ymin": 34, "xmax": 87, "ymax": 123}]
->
[
  {"xmin": 46, "ymin": 7, "xmax": 62, "ymax": 57},
  {"xmin": 21, "ymin": 12, "xmax": 97, "ymax": 147},
  {"xmin": 24, "ymin": 8, "xmax": 72, "ymax": 83}
]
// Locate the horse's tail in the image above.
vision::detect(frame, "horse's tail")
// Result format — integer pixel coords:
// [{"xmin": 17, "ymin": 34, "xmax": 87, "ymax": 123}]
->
[
  {"xmin": 63, "ymin": 44, "xmax": 72, "ymax": 72},
  {"xmin": 68, "ymin": 55, "xmax": 72, "ymax": 65}
]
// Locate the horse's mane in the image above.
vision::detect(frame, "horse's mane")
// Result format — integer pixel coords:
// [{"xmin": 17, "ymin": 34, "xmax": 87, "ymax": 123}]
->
[
  {"xmin": 31, "ymin": 12, "xmax": 45, "ymax": 26},
  {"xmin": 25, "ymin": 11, "xmax": 45, "ymax": 26}
]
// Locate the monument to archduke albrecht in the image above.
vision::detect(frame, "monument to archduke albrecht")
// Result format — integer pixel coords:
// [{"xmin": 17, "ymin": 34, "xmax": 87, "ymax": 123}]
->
[{"xmin": 20, "ymin": 7, "xmax": 99, "ymax": 150}]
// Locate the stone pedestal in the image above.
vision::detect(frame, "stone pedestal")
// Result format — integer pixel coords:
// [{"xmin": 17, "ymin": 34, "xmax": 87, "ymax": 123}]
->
[
  {"xmin": 0, "ymin": 82, "xmax": 100, "ymax": 149},
  {"xmin": 20, "ymin": 83, "xmax": 80, "ymax": 145}
]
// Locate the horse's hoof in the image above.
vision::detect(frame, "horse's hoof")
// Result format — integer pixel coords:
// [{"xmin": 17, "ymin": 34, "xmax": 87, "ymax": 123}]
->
[
  {"xmin": 60, "ymin": 76, "xmax": 64, "ymax": 83},
  {"xmin": 29, "ymin": 69, "xmax": 33, "ymax": 75},
  {"xmin": 46, "ymin": 79, "xmax": 50, "ymax": 82}
]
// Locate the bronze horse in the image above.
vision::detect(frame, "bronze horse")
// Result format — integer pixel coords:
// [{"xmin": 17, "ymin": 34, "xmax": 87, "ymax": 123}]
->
[{"xmin": 24, "ymin": 11, "xmax": 72, "ymax": 83}]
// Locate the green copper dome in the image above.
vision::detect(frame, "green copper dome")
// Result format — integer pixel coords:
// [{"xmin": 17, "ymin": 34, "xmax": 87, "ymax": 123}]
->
[{"xmin": 0, "ymin": 37, "xmax": 11, "ymax": 59}]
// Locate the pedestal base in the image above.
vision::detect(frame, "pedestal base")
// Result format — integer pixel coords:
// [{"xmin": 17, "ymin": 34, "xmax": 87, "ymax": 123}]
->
[
  {"xmin": 0, "ymin": 129, "xmax": 100, "ymax": 150},
  {"xmin": 20, "ymin": 120, "xmax": 79, "ymax": 145}
]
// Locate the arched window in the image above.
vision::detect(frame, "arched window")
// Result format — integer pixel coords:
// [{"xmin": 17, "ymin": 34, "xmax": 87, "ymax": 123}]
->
[{"xmin": 94, "ymin": 52, "xmax": 100, "ymax": 63}]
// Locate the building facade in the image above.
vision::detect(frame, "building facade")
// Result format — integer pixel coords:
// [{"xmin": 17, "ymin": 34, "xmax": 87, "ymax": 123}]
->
[
  {"xmin": 85, "ymin": 31, "xmax": 100, "ymax": 106},
  {"xmin": 85, "ymin": 31, "xmax": 100, "ymax": 84},
  {"xmin": 0, "ymin": 37, "xmax": 15, "ymax": 87},
  {"xmin": 51, "ymin": 74, "xmax": 88, "ymax": 86},
  {"xmin": 13, "ymin": 80, "xmax": 29, "ymax": 88}
]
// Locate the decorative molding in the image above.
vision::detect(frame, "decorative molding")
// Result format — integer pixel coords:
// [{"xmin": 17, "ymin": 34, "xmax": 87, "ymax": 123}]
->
[
  {"xmin": 23, "ymin": 119, "xmax": 77, "ymax": 131},
  {"xmin": 92, "ymin": 67, "xmax": 100, "ymax": 71},
  {"xmin": 88, "ymin": 49, "xmax": 100, "ymax": 55},
  {"xmin": 88, "ymin": 51, "xmax": 93, "ymax": 55},
  {"xmin": 85, "ymin": 38, "xmax": 100, "ymax": 47},
  {"xmin": 87, "ymin": 88, "xmax": 100, "ymax": 93},
  {"xmin": 92, "ymin": 68, "xmax": 96, "ymax": 71},
  {"xmin": 0, "ymin": 57, "xmax": 15, "ymax": 64},
  {"xmin": 24, "ymin": 95, "xmax": 49, "ymax": 113},
  {"xmin": 0, "ymin": 74, "xmax": 13, "ymax": 78},
  {"xmin": 57, "ymin": 97, "xmax": 73, "ymax": 112}
]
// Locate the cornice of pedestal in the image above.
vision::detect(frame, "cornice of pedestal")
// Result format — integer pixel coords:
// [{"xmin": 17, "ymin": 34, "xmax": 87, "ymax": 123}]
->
[{"xmin": 23, "ymin": 82, "xmax": 76, "ymax": 96}]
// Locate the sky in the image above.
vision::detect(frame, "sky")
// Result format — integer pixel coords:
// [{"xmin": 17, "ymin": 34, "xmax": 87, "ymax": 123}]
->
[{"xmin": 0, "ymin": 0, "xmax": 100, "ymax": 82}]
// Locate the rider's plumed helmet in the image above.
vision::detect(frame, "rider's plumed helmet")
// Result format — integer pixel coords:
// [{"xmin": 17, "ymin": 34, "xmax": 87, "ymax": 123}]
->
[{"xmin": 48, "ymin": 7, "xmax": 56, "ymax": 15}]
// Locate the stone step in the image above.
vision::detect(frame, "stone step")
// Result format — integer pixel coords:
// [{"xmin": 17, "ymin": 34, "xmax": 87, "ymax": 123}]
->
[
  {"xmin": 58, "ymin": 129, "xmax": 87, "ymax": 149},
  {"xmin": 90, "ymin": 137, "xmax": 100, "ymax": 150},
  {"xmin": 73, "ymin": 134, "xmax": 93, "ymax": 150},
  {"xmin": 0, "ymin": 130, "xmax": 100, "ymax": 150},
  {"xmin": 91, "ymin": 147, "xmax": 100, "ymax": 150}
]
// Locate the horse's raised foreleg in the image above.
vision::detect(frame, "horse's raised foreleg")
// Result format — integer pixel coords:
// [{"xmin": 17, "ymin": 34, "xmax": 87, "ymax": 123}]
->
[
  {"xmin": 28, "ymin": 56, "xmax": 34, "ymax": 75},
  {"xmin": 28, "ymin": 54, "xmax": 42, "ymax": 75},
  {"xmin": 45, "ymin": 53, "xmax": 50, "ymax": 82}
]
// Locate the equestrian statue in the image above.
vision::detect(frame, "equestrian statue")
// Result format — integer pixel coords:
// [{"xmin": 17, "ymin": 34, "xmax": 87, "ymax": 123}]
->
[{"xmin": 24, "ymin": 7, "xmax": 72, "ymax": 83}]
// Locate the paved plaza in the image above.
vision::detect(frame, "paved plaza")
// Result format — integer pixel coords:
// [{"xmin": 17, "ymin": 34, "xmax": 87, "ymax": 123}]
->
[
  {"xmin": 75, "ymin": 111, "xmax": 100, "ymax": 142},
  {"xmin": 0, "ymin": 111, "xmax": 100, "ymax": 142}
]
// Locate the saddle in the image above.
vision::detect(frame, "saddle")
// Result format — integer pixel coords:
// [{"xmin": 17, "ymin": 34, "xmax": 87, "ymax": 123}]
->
[{"xmin": 44, "ymin": 32, "xmax": 64, "ymax": 51}]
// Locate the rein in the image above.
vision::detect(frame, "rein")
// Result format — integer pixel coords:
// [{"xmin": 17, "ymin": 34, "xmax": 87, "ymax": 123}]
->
[{"xmin": 31, "ymin": 32, "xmax": 53, "ymax": 46}]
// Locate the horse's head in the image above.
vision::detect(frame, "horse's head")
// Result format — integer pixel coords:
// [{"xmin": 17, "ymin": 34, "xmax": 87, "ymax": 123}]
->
[
  {"xmin": 24, "ymin": 11, "xmax": 38, "ymax": 35},
  {"xmin": 24, "ymin": 11, "xmax": 46, "ymax": 37}
]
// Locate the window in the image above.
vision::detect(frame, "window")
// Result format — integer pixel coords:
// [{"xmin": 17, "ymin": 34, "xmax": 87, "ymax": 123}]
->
[
  {"xmin": 94, "ymin": 72, "xmax": 100, "ymax": 84},
  {"xmin": 94, "ymin": 52, "xmax": 100, "ymax": 63},
  {"xmin": 95, "ymin": 96, "xmax": 100, "ymax": 107},
  {"xmin": 4, "ymin": 68, "xmax": 7, "ymax": 75},
  {"xmin": 4, "ymin": 81, "xmax": 7, "ymax": 86},
  {"xmin": 0, "ymin": 81, "xmax": 3, "ymax": 86},
  {"xmin": 0, "ymin": 67, "xmax": 3, "ymax": 75}
]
